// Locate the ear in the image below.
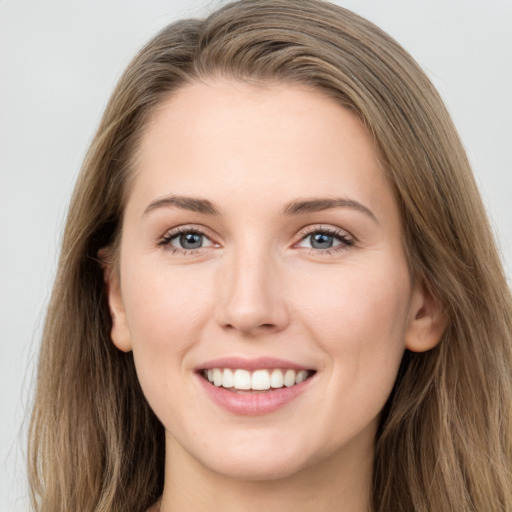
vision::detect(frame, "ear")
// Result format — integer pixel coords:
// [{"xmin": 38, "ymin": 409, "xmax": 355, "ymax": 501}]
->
[
  {"xmin": 98, "ymin": 249, "xmax": 133, "ymax": 353},
  {"xmin": 405, "ymin": 281, "xmax": 447, "ymax": 353}
]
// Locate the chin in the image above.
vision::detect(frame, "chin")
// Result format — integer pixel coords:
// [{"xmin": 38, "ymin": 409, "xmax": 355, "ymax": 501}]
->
[
  {"xmin": 184, "ymin": 430, "xmax": 321, "ymax": 482},
  {"xmin": 204, "ymin": 453, "xmax": 311, "ymax": 482}
]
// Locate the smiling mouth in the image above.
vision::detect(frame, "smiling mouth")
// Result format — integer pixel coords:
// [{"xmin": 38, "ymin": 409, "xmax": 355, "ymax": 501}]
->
[{"xmin": 200, "ymin": 368, "xmax": 316, "ymax": 392}]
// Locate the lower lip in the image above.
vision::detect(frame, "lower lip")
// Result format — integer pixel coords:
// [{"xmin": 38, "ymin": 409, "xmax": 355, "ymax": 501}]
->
[{"xmin": 196, "ymin": 374, "xmax": 314, "ymax": 416}]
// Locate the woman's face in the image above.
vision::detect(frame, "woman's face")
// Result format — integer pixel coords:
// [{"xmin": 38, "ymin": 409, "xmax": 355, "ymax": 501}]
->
[{"xmin": 107, "ymin": 80, "xmax": 440, "ymax": 480}]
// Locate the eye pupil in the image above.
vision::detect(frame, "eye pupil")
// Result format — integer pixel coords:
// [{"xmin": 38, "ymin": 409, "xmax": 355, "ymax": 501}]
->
[
  {"xmin": 179, "ymin": 233, "xmax": 202, "ymax": 249},
  {"xmin": 310, "ymin": 233, "xmax": 333, "ymax": 249}
]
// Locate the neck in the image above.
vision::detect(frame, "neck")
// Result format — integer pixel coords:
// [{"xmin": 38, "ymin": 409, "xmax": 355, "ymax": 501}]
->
[{"xmin": 158, "ymin": 430, "xmax": 374, "ymax": 512}]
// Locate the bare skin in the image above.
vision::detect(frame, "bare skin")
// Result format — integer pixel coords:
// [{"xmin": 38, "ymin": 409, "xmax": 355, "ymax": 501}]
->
[{"xmin": 105, "ymin": 80, "xmax": 445, "ymax": 512}]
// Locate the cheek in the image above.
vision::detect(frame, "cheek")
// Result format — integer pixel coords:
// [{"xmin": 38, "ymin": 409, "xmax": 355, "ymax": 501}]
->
[
  {"xmin": 287, "ymin": 261, "xmax": 411, "ymax": 462},
  {"xmin": 295, "ymin": 259, "xmax": 411, "ymax": 409},
  {"xmin": 296, "ymin": 257, "xmax": 411, "ymax": 344},
  {"xmin": 119, "ymin": 260, "xmax": 218, "ymax": 426},
  {"xmin": 120, "ymin": 260, "xmax": 215, "ymax": 386}
]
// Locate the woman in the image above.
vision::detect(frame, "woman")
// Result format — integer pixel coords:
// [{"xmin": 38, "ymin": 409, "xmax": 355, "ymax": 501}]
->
[{"xmin": 28, "ymin": 1, "xmax": 512, "ymax": 511}]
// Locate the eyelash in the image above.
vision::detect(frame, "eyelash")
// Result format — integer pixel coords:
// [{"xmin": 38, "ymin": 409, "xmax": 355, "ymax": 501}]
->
[
  {"xmin": 296, "ymin": 225, "xmax": 355, "ymax": 255},
  {"xmin": 159, "ymin": 226, "xmax": 213, "ymax": 255},
  {"xmin": 158, "ymin": 225, "xmax": 355, "ymax": 256}
]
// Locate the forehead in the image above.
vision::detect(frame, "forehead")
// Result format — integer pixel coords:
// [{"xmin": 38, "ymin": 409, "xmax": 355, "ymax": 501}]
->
[{"xmin": 127, "ymin": 79, "xmax": 396, "ymax": 223}]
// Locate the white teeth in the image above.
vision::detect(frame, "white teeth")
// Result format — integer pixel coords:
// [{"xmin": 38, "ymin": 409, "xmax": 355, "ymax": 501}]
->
[
  {"xmin": 295, "ymin": 370, "xmax": 308, "ymax": 384},
  {"xmin": 233, "ymin": 369, "xmax": 251, "ymax": 390},
  {"xmin": 213, "ymin": 368, "xmax": 223, "ymax": 387},
  {"xmin": 284, "ymin": 369, "xmax": 296, "ymax": 387},
  {"xmin": 204, "ymin": 368, "xmax": 311, "ymax": 390},
  {"xmin": 222, "ymin": 368, "xmax": 234, "ymax": 388},
  {"xmin": 251, "ymin": 370, "xmax": 271, "ymax": 390},
  {"xmin": 270, "ymin": 368, "xmax": 284, "ymax": 388}
]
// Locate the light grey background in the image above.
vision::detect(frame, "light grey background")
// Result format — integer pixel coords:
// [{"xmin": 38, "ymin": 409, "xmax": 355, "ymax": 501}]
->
[{"xmin": 1, "ymin": 1, "xmax": 511, "ymax": 510}]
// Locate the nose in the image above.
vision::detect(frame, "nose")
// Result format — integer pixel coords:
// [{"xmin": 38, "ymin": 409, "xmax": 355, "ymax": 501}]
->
[{"xmin": 214, "ymin": 247, "xmax": 290, "ymax": 337}]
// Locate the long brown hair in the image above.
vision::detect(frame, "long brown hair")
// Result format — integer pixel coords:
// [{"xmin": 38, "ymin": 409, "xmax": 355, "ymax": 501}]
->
[{"xmin": 28, "ymin": 1, "xmax": 512, "ymax": 510}]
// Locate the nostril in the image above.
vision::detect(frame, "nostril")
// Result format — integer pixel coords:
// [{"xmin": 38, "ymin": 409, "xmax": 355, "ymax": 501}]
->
[{"xmin": 223, "ymin": 322, "xmax": 276, "ymax": 332}]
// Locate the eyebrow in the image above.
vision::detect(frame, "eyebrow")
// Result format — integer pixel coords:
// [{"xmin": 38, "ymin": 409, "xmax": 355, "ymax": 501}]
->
[
  {"xmin": 143, "ymin": 194, "xmax": 377, "ymax": 223},
  {"xmin": 282, "ymin": 197, "xmax": 377, "ymax": 223},
  {"xmin": 143, "ymin": 196, "xmax": 221, "ymax": 216}
]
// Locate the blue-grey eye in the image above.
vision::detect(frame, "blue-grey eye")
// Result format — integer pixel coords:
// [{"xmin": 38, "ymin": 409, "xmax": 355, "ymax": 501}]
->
[
  {"xmin": 310, "ymin": 232, "xmax": 335, "ymax": 249},
  {"xmin": 179, "ymin": 232, "xmax": 203, "ymax": 249},
  {"xmin": 165, "ymin": 230, "xmax": 214, "ymax": 250},
  {"xmin": 297, "ymin": 229, "xmax": 351, "ymax": 251}
]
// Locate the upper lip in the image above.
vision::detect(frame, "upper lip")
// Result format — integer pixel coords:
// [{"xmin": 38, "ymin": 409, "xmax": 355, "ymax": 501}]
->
[{"xmin": 197, "ymin": 356, "xmax": 313, "ymax": 371}]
